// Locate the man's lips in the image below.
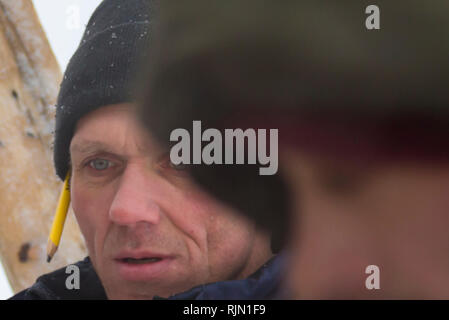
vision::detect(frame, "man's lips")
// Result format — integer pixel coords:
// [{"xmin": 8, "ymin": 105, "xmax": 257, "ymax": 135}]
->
[
  {"xmin": 114, "ymin": 251, "xmax": 175, "ymax": 264},
  {"xmin": 119, "ymin": 257, "xmax": 161, "ymax": 264},
  {"xmin": 115, "ymin": 251, "xmax": 171, "ymax": 262},
  {"xmin": 113, "ymin": 251, "xmax": 175, "ymax": 281}
]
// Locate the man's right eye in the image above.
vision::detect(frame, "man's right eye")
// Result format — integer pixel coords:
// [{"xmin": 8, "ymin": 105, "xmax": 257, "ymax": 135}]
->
[{"xmin": 88, "ymin": 159, "xmax": 113, "ymax": 171}]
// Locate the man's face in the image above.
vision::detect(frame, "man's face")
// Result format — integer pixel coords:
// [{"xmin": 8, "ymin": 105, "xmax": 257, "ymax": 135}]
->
[
  {"xmin": 283, "ymin": 151, "xmax": 449, "ymax": 299},
  {"xmin": 69, "ymin": 104, "xmax": 272, "ymax": 299}
]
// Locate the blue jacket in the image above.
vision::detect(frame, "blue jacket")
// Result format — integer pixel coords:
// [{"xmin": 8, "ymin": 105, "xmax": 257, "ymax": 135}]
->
[{"xmin": 9, "ymin": 255, "xmax": 283, "ymax": 300}]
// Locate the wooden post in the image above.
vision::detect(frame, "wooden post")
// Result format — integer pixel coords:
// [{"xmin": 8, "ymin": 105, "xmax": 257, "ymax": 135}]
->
[{"xmin": 0, "ymin": 0, "xmax": 86, "ymax": 294}]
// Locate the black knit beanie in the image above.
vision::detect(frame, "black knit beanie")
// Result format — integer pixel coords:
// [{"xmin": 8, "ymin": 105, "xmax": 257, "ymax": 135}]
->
[{"xmin": 54, "ymin": 0, "xmax": 158, "ymax": 180}]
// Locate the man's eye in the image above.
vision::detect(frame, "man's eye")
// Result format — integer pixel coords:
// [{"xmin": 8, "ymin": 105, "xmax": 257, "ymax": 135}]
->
[{"xmin": 88, "ymin": 159, "xmax": 113, "ymax": 171}]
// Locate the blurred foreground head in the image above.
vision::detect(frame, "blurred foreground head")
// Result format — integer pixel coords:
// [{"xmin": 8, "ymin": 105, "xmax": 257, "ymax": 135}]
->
[{"xmin": 138, "ymin": 0, "xmax": 449, "ymax": 298}]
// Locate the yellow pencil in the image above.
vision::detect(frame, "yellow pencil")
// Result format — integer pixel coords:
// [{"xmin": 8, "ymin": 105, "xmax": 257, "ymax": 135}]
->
[{"xmin": 46, "ymin": 170, "xmax": 71, "ymax": 263}]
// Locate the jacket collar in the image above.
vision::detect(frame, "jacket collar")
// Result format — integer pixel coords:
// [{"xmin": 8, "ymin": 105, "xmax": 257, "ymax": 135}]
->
[{"xmin": 157, "ymin": 254, "xmax": 284, "ymax": 300}]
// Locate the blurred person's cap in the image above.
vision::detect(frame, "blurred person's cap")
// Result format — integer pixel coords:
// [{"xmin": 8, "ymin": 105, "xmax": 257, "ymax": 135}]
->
[{"xmin": 137, "ymin": 0, "xmax": 449, "ymax": 245}]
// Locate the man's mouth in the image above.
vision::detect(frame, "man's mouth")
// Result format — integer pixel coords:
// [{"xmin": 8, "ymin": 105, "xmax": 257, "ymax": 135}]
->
[
  {"xmin": 120, "ymin": 257, "xmax": 162, "ymax": 264},
  {"xmin": 113, "ymin": 252, "xmax": 174, "ymax": 281}
]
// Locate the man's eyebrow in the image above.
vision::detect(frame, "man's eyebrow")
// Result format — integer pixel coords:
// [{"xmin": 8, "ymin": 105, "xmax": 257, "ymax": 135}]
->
[{"xmin": 70, "ymin": 141, "xmax": 117, "ymax": 155}]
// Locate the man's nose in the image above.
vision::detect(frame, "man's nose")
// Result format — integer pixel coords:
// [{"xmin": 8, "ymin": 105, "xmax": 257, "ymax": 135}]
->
[{"xmin": 109, "ymin": 165, "xmax": 162, "ymax": 226}]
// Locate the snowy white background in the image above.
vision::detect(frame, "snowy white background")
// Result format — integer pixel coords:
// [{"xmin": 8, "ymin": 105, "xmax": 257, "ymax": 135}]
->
[{"xmin": 0, "ymin": 0, "xmax": 103, "ymax": 299}]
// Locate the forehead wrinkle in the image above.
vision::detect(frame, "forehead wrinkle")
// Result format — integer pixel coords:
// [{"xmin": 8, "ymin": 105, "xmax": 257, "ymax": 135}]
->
[
  {"xmin": 70, "ymin": 140, "xmax": 120, "ymax": 156},
  {"xmin": 71, "ymin": 109, "xmax": 160, "ymax": 161},
  {"xmin": 134, "ymin": 135, "xmax": 152, "ymax": 155},
  {"xmin": 119, "ymin": 119, "xmax": 150, "ymax": 158}
]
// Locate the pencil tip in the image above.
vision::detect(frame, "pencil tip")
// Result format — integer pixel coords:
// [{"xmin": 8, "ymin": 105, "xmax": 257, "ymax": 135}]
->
[{"xmin": 47, "ymin": 255, "xmax": 52, "ymax": 263}]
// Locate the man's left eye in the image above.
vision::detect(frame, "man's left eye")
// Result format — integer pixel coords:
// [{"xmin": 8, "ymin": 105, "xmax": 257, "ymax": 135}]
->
[{"xmin": 88, "ymin": 159, "xmax": 113, "ymax": 171}]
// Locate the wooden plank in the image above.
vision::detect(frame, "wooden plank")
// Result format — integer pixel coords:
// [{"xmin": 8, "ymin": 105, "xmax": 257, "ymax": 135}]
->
[{"xmin": 0, "ymin": 0, "xmax": 86, "ymax": 293}]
